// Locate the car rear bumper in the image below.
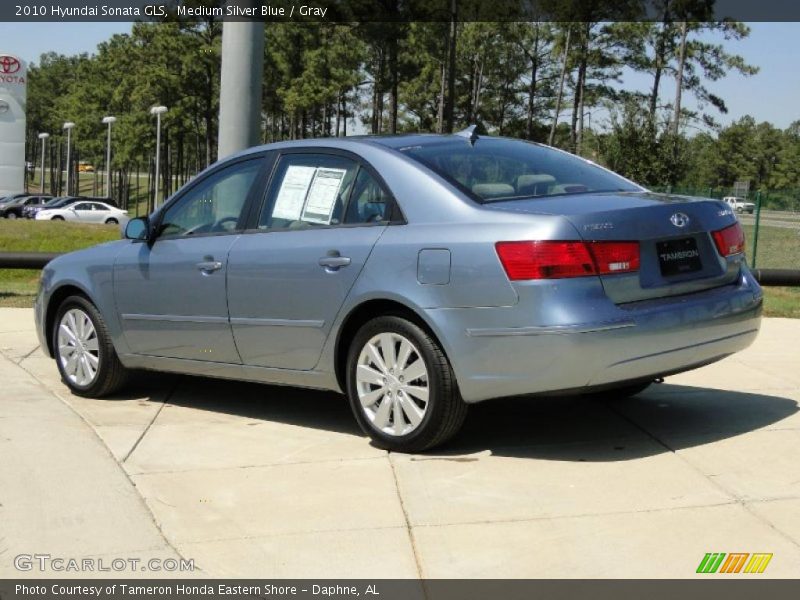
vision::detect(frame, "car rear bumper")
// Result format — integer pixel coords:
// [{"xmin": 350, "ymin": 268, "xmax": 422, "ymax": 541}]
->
[{"xmin": 425, "ymin": 269, "xmax": 762, "ymax": 403}]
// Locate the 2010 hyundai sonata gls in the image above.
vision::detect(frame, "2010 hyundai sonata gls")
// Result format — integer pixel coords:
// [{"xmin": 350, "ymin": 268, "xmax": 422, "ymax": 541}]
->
[{"xmin": 35, "ymin": 131, "xmax": 762, "ymax": 452}]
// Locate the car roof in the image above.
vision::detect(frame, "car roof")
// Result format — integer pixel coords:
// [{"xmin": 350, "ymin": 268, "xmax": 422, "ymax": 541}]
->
[{"xmin": 231, "ymin": 132, "xmax": 515, "ymax": 160}]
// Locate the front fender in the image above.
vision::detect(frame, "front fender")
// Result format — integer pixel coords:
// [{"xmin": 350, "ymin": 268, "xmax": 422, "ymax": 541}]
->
[{"xmin": 37, "ymin": 241, "xmax": 129, "ymax": 358}]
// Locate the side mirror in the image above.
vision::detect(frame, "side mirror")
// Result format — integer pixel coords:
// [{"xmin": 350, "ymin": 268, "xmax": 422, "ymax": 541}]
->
[{"xmin": 124, "ymin": 216, "xmax": 149, "ymax": 241}]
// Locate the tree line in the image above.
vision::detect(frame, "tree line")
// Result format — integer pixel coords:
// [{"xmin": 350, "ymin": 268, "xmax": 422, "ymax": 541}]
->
[{"xmin": 23, "ymin": 2, "xmax": 800, "ymax": 208}]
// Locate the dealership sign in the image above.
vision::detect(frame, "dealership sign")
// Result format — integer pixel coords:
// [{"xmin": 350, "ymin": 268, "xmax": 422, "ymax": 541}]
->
[{"xmin": 0, "ymin": 53, "xmax": 27, "ymax": 195}]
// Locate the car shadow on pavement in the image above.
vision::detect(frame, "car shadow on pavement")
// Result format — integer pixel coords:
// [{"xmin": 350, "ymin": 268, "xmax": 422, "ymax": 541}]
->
[
  {"xmin": 110, "ymin": 376, "xmax": 798, "ymax": 462},
  {"xmin": 141, "ymin": 373, "xmax": 361, "ymax": 436},
  {"xmin": 442, "ymin": 383, "xmax": 799, "ymax": 461}
]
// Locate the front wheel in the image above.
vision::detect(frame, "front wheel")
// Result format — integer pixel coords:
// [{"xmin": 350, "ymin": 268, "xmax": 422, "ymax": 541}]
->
[
  {"xmin": 346, "ymin": 316, "xmax": 467, "ymax": 453},
  {"xmin": 53, "ymin": 295, "xmax": 130, "ymax": 397},
  {"xmin": 51, "ymin": 216, "xmax": 64, "ymax": 221},
  {"xmin": 7, "ymin": 212, "xmax": 17, "ymax": 219},
  {"xmin": 105, "ymin": 218, "xmax": 118, "ymax": 225}
]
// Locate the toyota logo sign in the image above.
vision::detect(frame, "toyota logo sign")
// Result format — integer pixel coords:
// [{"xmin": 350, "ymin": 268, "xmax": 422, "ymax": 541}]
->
[
  {"xmin": 670, "ymin": 212, "xmax": 690, "ymax": 228},
  {"xmin": 0, "ymin": 55, "xmax": 21, "ymax": 74}
]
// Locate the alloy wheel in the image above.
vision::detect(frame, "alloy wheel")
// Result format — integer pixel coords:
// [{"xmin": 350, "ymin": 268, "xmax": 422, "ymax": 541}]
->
[
  {"xmin": 355, "ymin": 332, "xmax": 430, "ymax": 436},
  {"xmin": 57, "ymin": 308, "xmax": 100, "ymax": 386}
]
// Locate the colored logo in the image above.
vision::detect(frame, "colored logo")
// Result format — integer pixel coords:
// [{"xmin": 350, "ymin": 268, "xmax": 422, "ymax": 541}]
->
[
  {"xmin": 670, "ymin": 212, "xmax": 690, "ymax": 228},
  {"xmin": 696, "ymin": 552, "xmax": 773, "ymax": 574},
  {"xmin": 0, "ymin": 55, "xmax": 21, "ymax": 74}
]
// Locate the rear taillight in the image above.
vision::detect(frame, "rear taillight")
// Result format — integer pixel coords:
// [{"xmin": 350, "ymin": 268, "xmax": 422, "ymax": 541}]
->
[
  {"xmin": 587, "ymin": 241, "xmax": 640, "ymax": 275},
  {"xmin": 712, "ymin": 223, "xmax": 745, "ymax": 257},
  {"xmin": 495, "ymin": 240, "xmax": 639, "ymax": 280}
]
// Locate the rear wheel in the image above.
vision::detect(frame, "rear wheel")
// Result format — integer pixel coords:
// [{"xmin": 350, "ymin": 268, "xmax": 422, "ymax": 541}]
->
[
  {"xmin": 7, "ymin": 212, "xmax": 17, "ymax": 219},
  {"xmin": 105, "ymin": 218, "xmax": 118, "ymax": 225},
  {"xmin": 53, "ymin": 295, "xmax": 130, "ymax": 397},
  {"xmin": 51, "ymin": 215, "xmax": 64, "ymax": 221},
  {"xmin": 346, "ymin": 315, "xmax": 467, "ymax": 453}
]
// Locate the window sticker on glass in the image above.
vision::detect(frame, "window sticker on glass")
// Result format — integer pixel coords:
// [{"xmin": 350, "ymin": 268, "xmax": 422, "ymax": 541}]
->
[
  {"xmin": 272, "ymin": 165, "xmax": 317, "ymax": 220},
  {"xmin": 301, "ymin": 167, "xmax": 346, "ymax": 225}
]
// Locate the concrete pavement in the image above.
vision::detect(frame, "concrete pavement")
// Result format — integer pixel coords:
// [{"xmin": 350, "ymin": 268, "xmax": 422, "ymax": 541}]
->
[{"xmin": 1, "ymin": 307, "xmax": 799, "ymax": 578}]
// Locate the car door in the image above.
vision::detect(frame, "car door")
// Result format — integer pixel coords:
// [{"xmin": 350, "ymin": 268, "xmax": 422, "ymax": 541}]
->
[
  {"xmin": 113, "ymin": 155, "xmax": 266, "ymax": 362},
  {"xmin": 90, "ymin": 202, "xmax": 113, "ymax": 223},
  {"xmin": 69, "ymin": 202, "xmax": 94, "ymax": 222},
  {"xmin": 92, "ymin": 202, "xmax": 111, "ymax": 223},
  {"xmin": 227, "ymin": 151, "xmax": 396, "ymax": 370}
]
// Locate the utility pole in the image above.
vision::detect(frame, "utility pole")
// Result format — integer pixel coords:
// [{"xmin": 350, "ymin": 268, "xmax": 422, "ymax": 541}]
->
[
  {"xmin": 63, "ymin": 122, "xmax": 75, "ymax": 195},
  {"xmin": 150, "ymin": 106, "xmax": 167, "ymax": 207},
  {"xmin": 38, "ymin": 132, "xmax": 49, "ymax": 193},
  {"xmin": 102, "ymin": 116, "xmax": 116, "ymax": 198},
  {"xmin": 218, "ymin": 0, "xmax": 265, "ymax": 158}
]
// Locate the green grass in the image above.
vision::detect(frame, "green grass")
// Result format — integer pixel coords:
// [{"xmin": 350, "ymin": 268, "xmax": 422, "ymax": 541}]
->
[
  {"xmin": 741, "ymin": 224, "xmax": 800, "ymax": 270},
  {"xmin": 0, "ymin": 220, "xmax": 118, "ymax": 307},
  {"xmin": 0, "ymin": 218, "xmax": 798, "ymax": 316},
  {"xmin": 741, "ymin": 223, "xmax": 800, "ymax": 318}
]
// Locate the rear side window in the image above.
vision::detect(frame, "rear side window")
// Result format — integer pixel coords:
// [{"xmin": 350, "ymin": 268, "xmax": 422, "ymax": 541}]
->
[{"xmin": 259, "ymin": 154, "xmax": 359, "ymax": 230}]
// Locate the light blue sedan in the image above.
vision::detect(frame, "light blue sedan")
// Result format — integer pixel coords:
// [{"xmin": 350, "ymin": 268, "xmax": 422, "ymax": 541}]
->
[{"xmin": 35, "ymin": 130, "xmax": 762, "ymax": 452}]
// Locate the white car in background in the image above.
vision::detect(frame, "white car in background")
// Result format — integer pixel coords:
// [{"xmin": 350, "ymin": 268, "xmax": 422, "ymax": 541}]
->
[
  {"xmin": 35, "ymin": 200, "xmax": 128, "ymax": 225},
  {"xmin": 723, "ymin": 196, "xmax": 755, "ymax": 214}
]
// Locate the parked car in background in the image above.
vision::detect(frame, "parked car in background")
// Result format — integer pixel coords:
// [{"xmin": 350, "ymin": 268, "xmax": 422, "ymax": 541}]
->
[
  {"xmin": 78, "ymin": 162, "xmax": 95, "ymax": 173},
  {"xmin": 24, "ymin": 196, "xmax": 79, "ymax": 219},
  {"xmin": 723, "ymin": 196, "xmax": 755, "ymax": 214},
  {"xmin": 34, "ymin": 132, "xmax": 762, "ymax": 452},
  {"xmin": 1, "ymin": 192, "xmax": 36, "ymax": 206},
  {"xmin": 35, "ymin": 200, "xmax": 127, "ymax": 224},
  {"xmin": 0, "ymin": 194, "xmax": 52, "ymax": 219},
  {"xmin": 23, "ymin": 195, "xmax": 115, "ymax": 219}
]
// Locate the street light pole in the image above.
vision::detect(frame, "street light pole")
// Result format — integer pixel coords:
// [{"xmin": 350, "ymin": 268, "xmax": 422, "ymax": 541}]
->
[
  {"xmin": 150, "ymin": 106, "xmax": 168, "ymax": 208},
  {"xmin": 62, "ymin": 122, "xmax": 75, "ymax": 195},
  {"xmin": 38, "ymin": 132, "xmax": 49, "ymax": 194},
  {"xmin": 101, "ymin": 116, "xmax": 116, "ymax": 198}
]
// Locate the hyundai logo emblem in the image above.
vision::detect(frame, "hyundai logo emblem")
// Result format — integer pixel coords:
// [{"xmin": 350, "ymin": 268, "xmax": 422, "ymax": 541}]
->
[{"xmin": 670, "ymin": 212, "xmax": 690, "ymax": 228}]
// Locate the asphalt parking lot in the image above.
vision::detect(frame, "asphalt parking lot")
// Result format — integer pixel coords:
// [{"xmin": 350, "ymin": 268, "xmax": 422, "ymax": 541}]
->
[{"xmin": 1, "ymin": 307, "xmax": 799, "ymax": 578}]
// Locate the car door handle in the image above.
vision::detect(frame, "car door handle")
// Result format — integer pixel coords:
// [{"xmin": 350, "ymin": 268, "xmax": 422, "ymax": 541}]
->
[
  {"xmin": 196, "ymin": 259, "xmax": 223, "ymax": 273},
  {"xmin": 318, "ymin": 255, "xmax": 351, "ymax": 269}
]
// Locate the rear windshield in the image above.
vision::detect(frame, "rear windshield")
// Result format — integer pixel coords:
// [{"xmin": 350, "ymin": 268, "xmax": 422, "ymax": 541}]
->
[{"xmin": 398, "ymin": 138, "xmax": 641, "ymax": 202}]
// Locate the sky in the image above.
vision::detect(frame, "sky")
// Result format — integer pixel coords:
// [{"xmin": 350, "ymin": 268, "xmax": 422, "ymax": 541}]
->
[{"xmin": 1, "ymin": 21, "xmax": 797, "ymax": 132}]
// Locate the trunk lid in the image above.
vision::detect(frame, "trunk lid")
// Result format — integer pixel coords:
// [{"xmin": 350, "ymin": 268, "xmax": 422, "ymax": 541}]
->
[{"xmin": 485, "ymin": 192, "xmax": 743, "ymax": 303}]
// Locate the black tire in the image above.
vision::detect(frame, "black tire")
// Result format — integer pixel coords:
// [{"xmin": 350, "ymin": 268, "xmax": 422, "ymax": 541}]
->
[
  {"xmin": 105, "ymin": 218, "xmax": 118, "ymax": 225},
  {"xmin": 51, "ymin": 215, "xmax": 64, "ymax": 221},
  {"xmin": 585, "ymin": 381, "xmax": 652, "ymax": 401},
  {"xmin": 346, "ymin": 315, "xmax": 468, "ymax": 453},
  {"xmin": 53, "ymin": 295, "xmax": 130, "ymax": 397}
]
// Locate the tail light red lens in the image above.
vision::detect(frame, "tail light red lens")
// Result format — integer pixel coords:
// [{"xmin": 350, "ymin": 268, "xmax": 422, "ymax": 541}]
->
[
  {"xmin": 712, "ymin": 222, "xmax": 746, "ymax": 257},
  {"xmin": 495, "ymin": 241, "xmax": 594, "ymax": 280},
  {"xmin": 495, "ymin": 240, "xmax": 639, "ymax": 280},
  {"xmin": 587, "ymin": 241, "xmax": 641, "ymax": 275}
]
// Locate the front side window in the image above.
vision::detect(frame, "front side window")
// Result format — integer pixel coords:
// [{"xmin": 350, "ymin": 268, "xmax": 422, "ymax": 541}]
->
[
  {"xmin": 399, "ymin": 138, "xmax": 641, "ymax": 202},
  {"xmin": 259, "ymin": 154, "xmax": 359, "ymax": 230},
  {"xmin": 158, "ymin": 159, "xmax": 262, "ymax": 238}
]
